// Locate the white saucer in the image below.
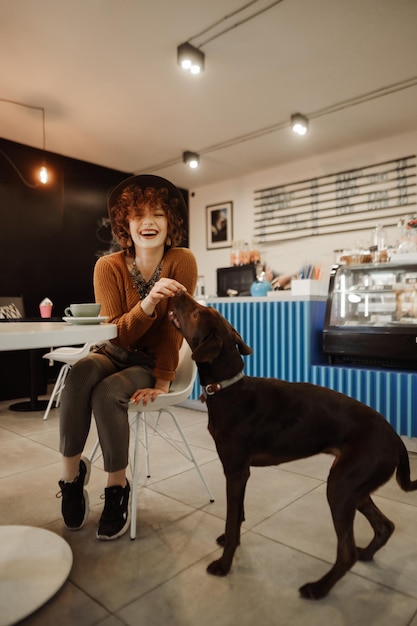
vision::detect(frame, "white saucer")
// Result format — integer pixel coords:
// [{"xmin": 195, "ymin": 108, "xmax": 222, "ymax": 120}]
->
[{"xmin": 63, "ymin": 316, "xmax": 107, "ymax": 325}]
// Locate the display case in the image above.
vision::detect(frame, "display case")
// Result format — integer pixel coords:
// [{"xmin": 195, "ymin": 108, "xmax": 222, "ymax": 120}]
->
[{"xmin": 323, "ymin": 262, "xmax": 417, "ymax": 368}]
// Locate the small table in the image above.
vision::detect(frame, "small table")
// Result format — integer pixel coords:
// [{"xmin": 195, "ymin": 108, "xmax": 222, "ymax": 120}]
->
[
  {"xmin": 0, "ymin": 526, "xmax": 73, "ymax": 626},
  {"xmin": 0, "ymin": 320, "xmax": 117, "ymax": 411}
]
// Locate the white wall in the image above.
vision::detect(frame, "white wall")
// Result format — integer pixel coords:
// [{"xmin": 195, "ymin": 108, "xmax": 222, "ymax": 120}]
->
[{"xmin": 189, "ymin": 130, "xmax": 417, "ymax": 297}]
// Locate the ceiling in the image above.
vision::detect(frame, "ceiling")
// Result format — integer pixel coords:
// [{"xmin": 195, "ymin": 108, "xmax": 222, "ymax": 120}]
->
[{"xmin": 1, "ymin": 0, "xmax": 417, "ymax": 192}]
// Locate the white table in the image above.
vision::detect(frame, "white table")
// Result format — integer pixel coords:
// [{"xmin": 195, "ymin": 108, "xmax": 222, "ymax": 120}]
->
[
  {"xmin": 0, "ymin": 320, "xmax": 117, "ymax": 351},
  {"xmin": 0, "ymin": 526, "xmax": 73, "ymax": 626},
  {"xmin": 0, "ymin": 320, "xmax": 117, "ymax": 411}
]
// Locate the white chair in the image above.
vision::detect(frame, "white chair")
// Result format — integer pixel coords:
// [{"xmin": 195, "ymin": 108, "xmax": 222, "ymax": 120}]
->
[
  {"xmin": 89, "ymin": 341, "xmax": 214, "ymax": 539},
  {"xmin": 42, "ymin": 343, "xmax": 92, "ymax": 420}
]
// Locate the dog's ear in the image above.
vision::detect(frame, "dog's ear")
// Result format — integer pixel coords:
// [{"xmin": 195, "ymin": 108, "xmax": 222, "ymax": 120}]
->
[
  {"xmin": 222, "ymin": 317, "xmax": 252, "ymax": 355},
  {"xmin": 234, "ymin": 329, "xmax": 253, "ymax": 355},
  {"xmin": 192, "ymin": 331, "xmax": 223, "ymax": 363}
]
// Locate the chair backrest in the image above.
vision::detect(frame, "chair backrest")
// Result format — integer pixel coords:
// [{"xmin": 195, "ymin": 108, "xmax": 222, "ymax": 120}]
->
[
  {"xmin": 169, "ymin": 341, "xmax": 197, "ymax": 396},
  {"xmin": 127, "ymin": 340, "xmax": 197, "ymax": 412},
  {"xmin": 42, "ymin": 342, "xmax": 92, "ymax": 364}
]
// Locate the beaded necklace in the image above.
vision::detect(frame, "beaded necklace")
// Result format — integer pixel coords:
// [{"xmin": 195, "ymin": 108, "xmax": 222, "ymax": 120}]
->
[{"xmin": 131, "ymin": 260, "xmax": 162, "ymax": 300}]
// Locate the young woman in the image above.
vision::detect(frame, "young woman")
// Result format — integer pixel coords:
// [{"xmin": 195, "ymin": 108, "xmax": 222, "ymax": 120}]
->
[{"xmin": 58, "ymin": 174, "xmax": 198, "ymax": 540}]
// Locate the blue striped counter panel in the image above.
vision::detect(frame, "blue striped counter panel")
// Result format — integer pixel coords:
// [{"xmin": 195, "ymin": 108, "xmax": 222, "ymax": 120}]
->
[
  {"xmin": 187, "ymin": 295, "xmax": 417, "ymax": 437},
  {"xmin": 189, "ymin": 296, "xmax": 326, "ymax": 397},
  {"xmin": 311, "ymin": 365, "xmax": 417, "ymax": 437}
]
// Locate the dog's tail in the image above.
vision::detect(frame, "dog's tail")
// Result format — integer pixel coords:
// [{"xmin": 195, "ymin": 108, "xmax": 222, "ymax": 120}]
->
[{"xmin": 396, "ymin": 444, "xmax": 417, "ymax": 492}]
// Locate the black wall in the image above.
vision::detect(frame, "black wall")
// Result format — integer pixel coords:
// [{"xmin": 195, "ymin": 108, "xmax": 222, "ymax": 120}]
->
[
  {"xmin": 0, "ymin": 138, "xmax": 132, "ymax": 400},
  {"xmin": 0, "ymin": 137, "xmax": 132, "ymax": 317}
]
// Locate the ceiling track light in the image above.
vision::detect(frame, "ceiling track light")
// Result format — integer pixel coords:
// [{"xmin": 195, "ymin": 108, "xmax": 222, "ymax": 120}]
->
[
  {"xmin": 177, "ymin": 42, "xmax": 205, "ymax": 75},
  {"xmin": 291, "ymin": 113, "xmax": 308, "ymax": 136},
  {"xmin": 183, "ymin": 151, "xmax": 200, "ymax": 169}
]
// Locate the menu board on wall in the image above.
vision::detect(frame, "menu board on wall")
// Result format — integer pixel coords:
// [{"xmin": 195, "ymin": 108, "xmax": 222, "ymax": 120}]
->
[{"xmin": 254, "ymin": 155, "xmax": 416, "ymax": 243}]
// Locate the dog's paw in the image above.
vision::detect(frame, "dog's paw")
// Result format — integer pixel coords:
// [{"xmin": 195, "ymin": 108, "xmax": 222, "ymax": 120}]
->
[
  {"xmin": 216, "ymin": 533, "xmax": 240, "ymax": 547},
  {"xmin": 207, "ymin": 559, "xmax": 229, "ymax": 576},
  {"xmin": 299, "ymin": 582, "xmax": 328, "ymax": 600},
  {"xmin": 357, "ymin": 547, "xmax": 374, "ymax": 562}
]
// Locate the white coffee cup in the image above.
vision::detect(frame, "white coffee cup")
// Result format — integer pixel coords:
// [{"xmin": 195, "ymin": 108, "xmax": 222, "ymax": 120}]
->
[{"xmin": 64, "ymin": 303, "xmax": 101, "ymax": 317}]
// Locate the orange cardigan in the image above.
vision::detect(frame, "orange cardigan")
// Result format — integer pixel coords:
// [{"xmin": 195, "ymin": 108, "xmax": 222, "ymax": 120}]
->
[{"xmin": 94, "ymin": 248, "xmax": 198, "ymax": 381}]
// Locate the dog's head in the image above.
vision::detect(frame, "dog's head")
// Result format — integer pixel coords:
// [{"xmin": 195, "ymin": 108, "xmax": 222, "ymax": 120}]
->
[{"xmin": 169, "ymin": 291, "xmax": 252, "ymax": 372}]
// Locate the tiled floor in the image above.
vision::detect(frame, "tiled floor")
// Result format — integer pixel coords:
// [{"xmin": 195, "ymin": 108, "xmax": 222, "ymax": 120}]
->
[{"xmin": 1, "ymin": 395, "xmax": 417, "ymax": 626}]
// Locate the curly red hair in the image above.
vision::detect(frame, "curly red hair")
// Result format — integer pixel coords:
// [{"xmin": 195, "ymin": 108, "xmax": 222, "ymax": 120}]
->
[{"xmin": 110, "ymin": 184, "xmax": 185, "ymax": 255}]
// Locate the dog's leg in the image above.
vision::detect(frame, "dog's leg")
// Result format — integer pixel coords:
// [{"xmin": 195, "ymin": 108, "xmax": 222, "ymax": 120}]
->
[
  {"xmin": 207, "ymin": 466, "xmax": 249, "ymax": 576},
  {"xmin": 216, "ymin": 500, "xmax": 245, "ymax": 547},
  {"xmin": 300, "ymin": 467, "xmax": 359, "ymax": 599},
  {"xmin": 357, "ymin": 496, "xmax": 395, "ymax": 561}
]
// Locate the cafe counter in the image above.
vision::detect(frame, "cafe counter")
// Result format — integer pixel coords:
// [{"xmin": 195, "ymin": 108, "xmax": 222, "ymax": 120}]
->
[{"xmin": 187, "ymin": 292, "xmax": 417, "ymax": 439}]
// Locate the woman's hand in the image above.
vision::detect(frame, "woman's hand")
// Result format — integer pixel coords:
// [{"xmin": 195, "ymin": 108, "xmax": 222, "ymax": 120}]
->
[
  {"xmin": 130, "ymin": 378, "xmax": 170, "ymax": 406},
  {"xmin": 142, "ymin": 278, "xmax": 186, "ymax": 316},
  {"xmin": 130, "ymin": 387, "xmax": 164, "ymax": 406}
]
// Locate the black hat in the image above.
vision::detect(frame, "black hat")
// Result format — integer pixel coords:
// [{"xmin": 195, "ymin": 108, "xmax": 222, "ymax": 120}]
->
[{"xmin": 108, "ymin": 174, "xmax": 187, "ymax": 215}]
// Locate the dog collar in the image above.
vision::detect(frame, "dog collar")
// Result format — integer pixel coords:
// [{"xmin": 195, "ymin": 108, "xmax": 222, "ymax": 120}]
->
[{"xmin": 201, "ymin": 371, "xmax": 244, "ymax": 399}]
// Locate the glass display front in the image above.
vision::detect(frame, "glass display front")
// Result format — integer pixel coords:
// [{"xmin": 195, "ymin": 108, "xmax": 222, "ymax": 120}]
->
[{"xmin": 329, "ymin": 264, "xmax": 417, "ymax": 327}]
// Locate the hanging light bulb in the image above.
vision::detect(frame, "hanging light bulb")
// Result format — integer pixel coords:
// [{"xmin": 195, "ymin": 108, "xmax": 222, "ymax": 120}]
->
[
  {"xmin": 0, "ymin": 99, "xmax": 51, "ymax": 187},
  {"xmin": 39, "ymin": 164, "xmax": 48, "ymax": 184},
  {"xmin": 38, "ymin": 107, "xmax": 49, "ymax": 184}
]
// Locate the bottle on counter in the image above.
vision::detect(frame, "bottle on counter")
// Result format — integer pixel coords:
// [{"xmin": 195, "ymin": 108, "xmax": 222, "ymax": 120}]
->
[
  {"xmin": 241, "ymin": 242, "xmax": 251, "ymax": 265},
  {"xmin": 230, "ymin": 241, "xmax": 240, "ymax": 266},
  {"xmin": 371, "ymin": 224, "xmax": 388, "ymax": 262},
  {"xmin": 250, "ymin": 241, "xmax": 260, "ymax": 264},
  {"xmin": 195, "ymin": 275, "xmax": 206, "ymax": 298}
]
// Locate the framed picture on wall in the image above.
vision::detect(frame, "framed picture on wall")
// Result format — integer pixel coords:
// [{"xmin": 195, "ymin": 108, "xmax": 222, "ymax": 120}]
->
[{"xmin": 206, "ymin": 201, "xmax": 233, "ymax": 249}]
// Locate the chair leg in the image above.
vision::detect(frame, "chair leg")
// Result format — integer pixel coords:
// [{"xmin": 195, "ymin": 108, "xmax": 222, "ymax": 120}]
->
[
  {"xmin": 130, "ymin": 412, "xmax": 141, "ymax": 540},
  {"xmin": 129, "ymin": 407, "xmax": 214, "ymax": 538},
  {"xmin": 143, "ymin": 408, "xmax": 215, "ymax": 502},
  {"xmin": 43, "ymin": 364, "xmax": 70, "ymax": 420},
  {"xmin": 88, "ymin": 437, "xmax": 102, "ymax": 464},
  {"xmin": 94, "ymin": 406, "xmax": 215, "ymax": 539},
  {"xmin": 54, "ymin": 366, "xmax": 70, "ymax": 407},
  {"xmin": 142, "ymin": 414, "xmax": 151, "ymax": 477},
  {"xmin": 166, "ymin": 409, "xmax": 215, "ymax": 502},
  {"xmin": 87, "ymin": 417, "xmax": 140, "ymax": 539}
]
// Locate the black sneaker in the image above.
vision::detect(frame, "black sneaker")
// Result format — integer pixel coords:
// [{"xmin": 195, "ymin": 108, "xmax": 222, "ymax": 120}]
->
[
  {"xmin": 57, "ymin": 456, "xmax": 91, "ymax": 530},
  {"xmin": 96, "ymin": 480, "xmax": 131, "ymax": 541}
]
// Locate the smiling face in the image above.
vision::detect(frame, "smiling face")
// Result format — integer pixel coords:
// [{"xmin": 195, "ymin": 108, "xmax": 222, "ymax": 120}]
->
[
  {"xmin": 128, "ymin": 206, "xmax": 168, "ymax": 250},
  {"xmin": 109, "ymin": 182, "xmax": 186, "ymax": 253}
]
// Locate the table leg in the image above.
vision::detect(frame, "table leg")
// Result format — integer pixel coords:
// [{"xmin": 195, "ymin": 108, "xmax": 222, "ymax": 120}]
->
[{"xmin": 9, "ymin": 349, "xmax": 49, "ymax": 412}]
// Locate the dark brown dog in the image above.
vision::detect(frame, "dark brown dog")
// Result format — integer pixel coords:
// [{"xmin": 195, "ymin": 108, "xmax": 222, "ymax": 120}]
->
[{"xmin": 169, "ymin": 290, "xmax": 417, "ymax": 599}]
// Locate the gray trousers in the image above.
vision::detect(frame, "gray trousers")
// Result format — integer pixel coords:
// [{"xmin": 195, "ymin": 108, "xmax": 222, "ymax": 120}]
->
[{"xmin": 59, "ymin": 345, "xmax": 154, "ymax": 473}]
